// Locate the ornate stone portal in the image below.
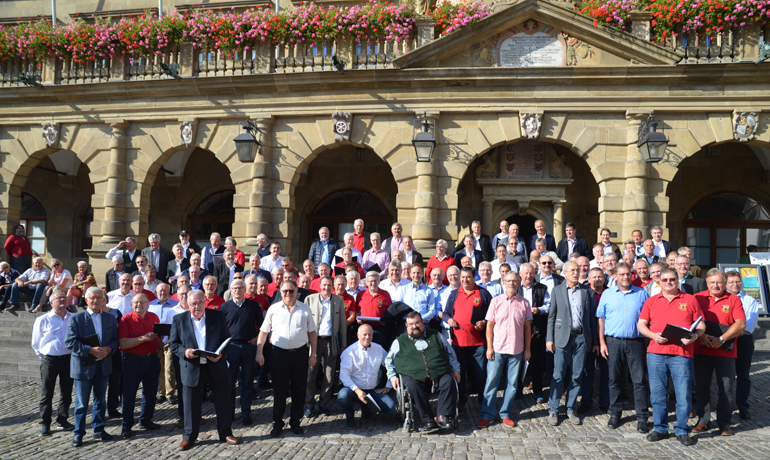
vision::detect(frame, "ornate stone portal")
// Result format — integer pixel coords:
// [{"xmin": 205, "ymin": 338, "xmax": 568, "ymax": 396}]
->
[{"xmin": 476, "ymin": 140, "xmax": 573, "ymax": 237}]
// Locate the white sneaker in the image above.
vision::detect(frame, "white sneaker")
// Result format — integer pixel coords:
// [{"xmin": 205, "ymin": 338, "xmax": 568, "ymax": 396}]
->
[
  {"xmin": 567, "ymin": 412, "xmax": 581, "ymax": 425},
  {"xmin": 548, "ymin": 413, "xmax": 559, "ymax": 426}
]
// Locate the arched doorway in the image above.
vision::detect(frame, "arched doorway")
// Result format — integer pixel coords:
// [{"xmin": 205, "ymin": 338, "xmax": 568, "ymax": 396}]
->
[
  {"xmin": 20, "ymin": 193, "xmax": 47, "ymax": 256},
  {"xmin": 504, "ymin": 213, "xmax": 537, "ymax": 252},
  {"xmin": 188, "ymin": 191, "xmax": 235, "ymax": 248},
  {"xmin": 307, "ymin": 189, "xmax": 394, "ymax": 245},
  {"xmin": 683, "ymin": 193, "xmax": 770, "ymax": 267}
]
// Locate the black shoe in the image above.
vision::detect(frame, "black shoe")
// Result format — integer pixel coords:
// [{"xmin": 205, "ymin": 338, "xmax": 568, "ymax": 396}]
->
[
  {"xmin": 637, "ymin": 420, "xmax": 650, "ymax": 433},
  {"xmin": 646, "ymin": 430, "xmax": 669, "ymax": 442},
  {"xmin": 108, "ymin": 410, "xmax": 122, "ymax": 419},
  {"xmin": 598, "ymin": 405, "xmax": 609, "ymax": 414},
  {"xmin": 0, "ymin": 301, "xmax": 7, "ymax": 310},
  {"xmin": 58, "ymin": 420, "xmax": 74, "ymax": 431},
  {"xmin": 318, "ymin": 405, "xmax": 331, "ymax": 416},
  {"xmin": 740, "ymin": 409, "xmax": 751, "ymax": 420},
  {"xmin": 345, "ymin": 419, "xmax": 356, "ymax": 430},
  {"xmin": 242, "ymin": 414, "xmax": 252, "ymax": 426},
  {"xmin": 156, "ymin": 395, "xmax": 166, "ymax": 404},
  {"xmin": 677, "ymin": 434, "xmax": 697, "ymax": 446},
  {"xmin": 72, "ymin": 435, "xmax": 83, "ymax": 447},
  {"xmin": 94, "ymin": 431, "xmax": 113, "ymax": 441},
  {"xmin": 291, "ymin": 425, "xmax": 305, "ymax": 435},
  {"xmin": 607, "ymin": 416, "xmax": 620, "ymax": 429},
  {"xmin": 6, "ymin": 304, "xmax": 19, "ymax": 312},
  {"xmin": 121, "ymin": 429, "xmax": 134, "ymax": 439},
  {"xmin": 418, "ymin": 419, "xmax": 440, "ymax": 433},
  {"xmin": 435, "ymin": 415, "xmax": 453, "ymax": 429},
  {"xmin": 577, "ymin": 404, "xmax": 591, "ymax": 414},
  {"xmin": 169, "ymin": 395, "xmax": 178, "ymax": 405},
  {"xmin": 270, "ymin": 425, "xmax": 282, "ymax": 438},
  {"xmin": 140, "ymin": 421, "xmax": 161, "ymax": 430},
  {"xmin": 39, "ymin": 424, "xmax": 51, "ymax": 436},
  {"xmin": 303, "ymin": 406, "xmax": 314, "ymax": 418}
]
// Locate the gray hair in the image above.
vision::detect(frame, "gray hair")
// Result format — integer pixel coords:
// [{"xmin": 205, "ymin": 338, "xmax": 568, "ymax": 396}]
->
[
  {"xmin": 677, "ymin": 246, "xmax": 692, "ymax": 255},
  {"xmin": 172, "ymin": 243, "xmax": 183, "ymax": 251},
  {"xmin": 479, "ymin": 261, "xmax": 493, "ymax": 271},
  {"xmin": 112, "ymin": 255, "xmax": 123, "ymax": 264},
  {"xmin": 148, "ymin": 233, "xmax": 161, "ymax": 242},
  {"xmin": 343, "ymin": 232, "xmax": 353, "ymax": 240},
  {"xmin": 365, "ymin": 271, "xmax": 380, "ymax": 280},
  {"xmin": 436, "ymin": 239, "xmax": 447, "ymax": 247},
  {"xmin": 85, "ymin": 286, "xmax": 103, "ymax": 299}
]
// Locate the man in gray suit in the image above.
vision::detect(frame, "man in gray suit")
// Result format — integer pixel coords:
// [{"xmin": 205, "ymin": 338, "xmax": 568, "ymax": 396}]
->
[
  {"xmin": 304, "ymin": 276, "xmax": 348, "ymax": 416},
  {"xmin": 546, "ymin": 261, "xmax": 598, "ymax": 426},
  {"xmin": 675, "ymin": 255, "xmax": 706, "ymax": 294}
]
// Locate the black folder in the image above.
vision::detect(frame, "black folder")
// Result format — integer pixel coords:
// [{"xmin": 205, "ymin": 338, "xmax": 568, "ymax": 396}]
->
[
  {"xmin": 704, "ymin": 320, "xmax": 735, "ymax": 351},
  {"xmin": 153, "ymin": 323, "xmax": 171, "ymax": 336}
]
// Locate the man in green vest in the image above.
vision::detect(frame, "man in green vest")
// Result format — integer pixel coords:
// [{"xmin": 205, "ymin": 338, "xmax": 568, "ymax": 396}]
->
[{"xmin": 385, "ymin": 311, "xmax": 461, "ymax": 432}]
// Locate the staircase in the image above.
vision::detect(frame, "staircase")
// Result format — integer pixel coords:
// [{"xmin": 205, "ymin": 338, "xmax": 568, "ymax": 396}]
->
[{"xmin": 0, "ymin": 308, "xmax": 44, "ymax": 381}]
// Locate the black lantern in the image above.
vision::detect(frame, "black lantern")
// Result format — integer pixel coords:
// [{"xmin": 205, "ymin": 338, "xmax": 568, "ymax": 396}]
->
[
  {"xmin": 412, "ymin": 112, "xmax": 436, "ymax": 162},
  {"xmin": 637, "ymin": 112, "xmax": 669, "ymax": 163},
  {"xmin": 234, "ymin": 121, "xmax": 262, "ymax": 162}
]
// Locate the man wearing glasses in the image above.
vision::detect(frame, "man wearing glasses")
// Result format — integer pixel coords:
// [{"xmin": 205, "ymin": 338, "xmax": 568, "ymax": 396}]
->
[
  {"xmin": 256, "ymin": 280, "xmax": 318, "ymax": 438},
  {"xmin": 637, "ymin": 267, "xmax": 705, "ymax": 446},
  {"xmin": 675, "ymin": 256, "xmax": 706, "ymax": 294}
]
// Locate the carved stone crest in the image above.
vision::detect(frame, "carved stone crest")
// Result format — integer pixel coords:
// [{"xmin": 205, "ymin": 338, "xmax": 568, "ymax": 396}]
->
[
  {"xmin": 180, "ymin": 121, "xmax": 194, "ymax": 147},
  {"xmin": 42, "ymin": 122, "xmax": 59, "ymax": 147},
  {"xmin": 549, "ymin": 150, "xmax": 573, "ymax": 179},
  {"xmin": 520, "ymin": 113, "xmax": 542, "ymax": 139},
  {"xmin": 332, "ymin": 112, "xmax": 352, "ymax": 142},
  {"xmin": 734, "ymin": 111, "xmax": 758, "ymax": 142},
  {"xmin": 475, "ymin": 150, "xmax": 499, "ymax": 178}
]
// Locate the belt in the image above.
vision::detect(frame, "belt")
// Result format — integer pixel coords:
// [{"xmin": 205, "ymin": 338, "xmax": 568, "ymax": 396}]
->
[
  {"xmin": 570, "ymin": 328, "xmax": 583, "ymax": 335},
  {"xmin": 606, "ymin": 336, "xmax": 644, "ymax": 341},
  {"xmin": 43, "ymin": 354, "xmax": 70, "ymax": 359},
  {"xmin": 274, "ymin": 345, "xmax": 308, "ymax": 353},
  {"xmin": 741, "ymin": 331, "xmax": 753, "ymax": 337},
  {"xmin": 318, "ymin": 336, "xmax": 332, "ymax": 340},
  {"xmin": 126, "ymin": 352, "xmax": 155, "ymax": 357}
]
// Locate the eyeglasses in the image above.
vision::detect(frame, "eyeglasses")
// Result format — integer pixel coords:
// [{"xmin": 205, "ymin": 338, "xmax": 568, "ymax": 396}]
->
[
  {"xmin": 661, "ymin": 278, "xmax": 677, "ymax": 283},
  {"xmin": 51, "ymin": 264, "xmax": 60, "ymax": 267},
  {"xmin": 541, "ymin": 262, "xmax": 553, "ymax": 265},
  {"xmin": 281, "ymin": 290, "xmax": 296, "ymax": 294}
]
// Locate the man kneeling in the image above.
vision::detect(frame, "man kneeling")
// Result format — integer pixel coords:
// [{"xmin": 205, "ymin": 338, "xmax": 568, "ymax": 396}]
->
[
  {"xmin": 385, "ymin": 312, "xmax": 461, "ymax": 432},
  {"xmin": 337, "ymin": 324, "xmax": 396, "ymax": 430}
]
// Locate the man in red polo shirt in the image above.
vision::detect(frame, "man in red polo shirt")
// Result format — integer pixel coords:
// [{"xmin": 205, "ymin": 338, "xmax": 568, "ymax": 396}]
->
[
  {"xmin": 356, "ymin": 271, "xmax": 391, "ymax": 348},
  {"xmin": 638, "ymin": 267, "xmax": 705, "ymax": 446},
  {"xmin": 426, "ymin": 239, "xmax": 455, "ymax": 286},
  {"xmin": 202, "ymin": 276, "xmax": 225, "ymax": 310},
  {"xmin": 352, "ymin": 219, "xmax": 369, "ymax": 255},
  {"xmin": 444, "ymin": 266, "xmax": 493, "ymax": 412},
  {"xmin": 267, "ymin": 267, "xmax": 285, "ymax": 299},
  {"xmin": 117, "ymin": 293, "xmax": 162, "ymax": 438},
  {"xmin": 692, "ymin": 268, "xmax": 745, "ymax": 436}
]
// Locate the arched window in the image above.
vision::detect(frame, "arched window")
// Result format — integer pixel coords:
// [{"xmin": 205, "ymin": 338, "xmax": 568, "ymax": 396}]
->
[
  {"xmin": 188, "ymin": 191, "xmax": 235, "ymax": 246},
  {"xmin": 684, "ymin": 193, "xmax": 770, "ymax": 267},
  {"xmin": 308, "ymin": 190, "xmax": 393, "ymax": 244},
  {"xmin": 20, "ymin": 193, "xmax": 47, "ymax": 255}
]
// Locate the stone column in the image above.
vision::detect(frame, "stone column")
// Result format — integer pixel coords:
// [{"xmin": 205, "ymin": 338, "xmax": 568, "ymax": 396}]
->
[
  {"xmin": 552, "ymin": 200, "xmax": 566, "ymax": 240},
  {"xmin": 411, "ymin": 111, "xmax": 440, "ymax": 251},
  {"xmin": 244, "ymin": 116, "xmax": 274, "ymax": 250},
  {"xmin": 623, "ymin": 111, "xmax": 650, "ymax": 239},
  {"xmin": 482, "ymin": 199, "xmax": 494, "ymax": 237},
  {"xmin": 99, "ymin": 121, "xmax": 129, "ymax": 245}
]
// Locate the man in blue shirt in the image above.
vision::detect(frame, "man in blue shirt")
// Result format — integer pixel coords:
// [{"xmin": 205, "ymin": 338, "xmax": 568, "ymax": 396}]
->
[
  {"xmin": 395, "ymin": 265, "xmax": 437, "ymax": 323},
  {"xmin": 476, "ymin": 262, "xmax": 503, "ymax": 298},
  {"xmin": 725, "ymin": 271, "xmax": 759, "ymax": 420},
  {"xmin": 597, "ymin": 262, "xmax": 650, "ymax": 432}
]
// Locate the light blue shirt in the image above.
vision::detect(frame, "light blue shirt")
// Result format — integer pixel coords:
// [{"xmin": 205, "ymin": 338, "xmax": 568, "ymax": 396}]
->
[
  {"xmin": 395, "ymin": 282, "xmax": 438, "ymax": 323},
  {"xmin": 320, "ymin": 240, "xmax": 330, "ymax": 265},
  {"xmin": 596, "ymin": 285, "xmax": 649, "ymax": 339},
  {"xmin": 477, "ymin": 280, "xmax": 503, "ymax": 298},
  {"xmin": 89, "ymin": 310, "xmax": 103, "ymax": 344},
  {"xmin": 738, "ymin": 291, "xmax": 759, "ymax": 334},
  {"xmin": 430, "ymin": 284, "xmax": 453, "ymax": 329},
  {"xmin": 539, "ymin": 274, "xmax": 556, "ymax": 312},
  {"xmin": 149, "ymin": 297, "xmax": 180, "ymax": 343}
]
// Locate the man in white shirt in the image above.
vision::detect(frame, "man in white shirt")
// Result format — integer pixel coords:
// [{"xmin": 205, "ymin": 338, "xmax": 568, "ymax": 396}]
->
[
  {"xmin": 259, "ymin": 242, "xmax": 284, "ymax": 274},
  {"xmin": 337, "ymin": 324, "xmax": 396, "ymax": 430},
  {"xmin": 31, "ymin": 287, "xmax": 74, "ymax": 435},
  {"xmin": 726, "ymin": 271, "xmax": 759, "ymax": 420},
  {"xmin": 148, "ymin": 283, "xmax": 180, "ymax": 405},
  {"xmin": 477, "ymin": 262, "xmax": 503, "ymax": 297},
  {"xmin": 334, "ymin": 233, "xmax": 363, "ymax": 263},
  {"xmin": 378, "ymin": 260, "xmax": 410, "ymax": 299},
  {"xmin": 430, "ymin": 267, "xmax": 454, "ymax": 341},
  {"xmin": 108, "ymin": 273, "xmax": 136, "ymax": 316}
]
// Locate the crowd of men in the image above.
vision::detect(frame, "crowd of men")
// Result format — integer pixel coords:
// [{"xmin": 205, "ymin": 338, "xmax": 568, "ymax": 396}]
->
[{"xmin": 18, "ymin": 218, "xmax": 759, "ymax": 449}]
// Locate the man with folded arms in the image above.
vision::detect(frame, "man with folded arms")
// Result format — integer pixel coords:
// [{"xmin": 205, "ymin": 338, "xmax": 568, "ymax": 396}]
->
[
  {"xmin": 637, "ymin": 267, "xmax": 705, "ymax": 446},
  {"xmin": 338, "ymin": 324, "xmax": 395, "ymax": 429},
  {"xmin": 356, "ymin": 271, "xmax": 392, "ymax": 348},
  {"xmin": 477, "ymin": 272, "xmax": 531, "ymax": 428},
  {"xmin": 148, "ymin": 283, "xmax": 180, "ymax": 405},
  {"xmin": 31, "ymin": 287, "xmax": 74, "ymax": 436},
  {"xmin": 596, "ymin": 263, "xmax": 650, "ymax": 432},
  {"xmin": 117, "ymin": 294, "xmax": 162, "ymax": 438},
  {"xmin": 691, "ymin": 269, "xmax": 745, "ymax": 436},
  {"xmin": 169, "ymin": 290, "xmax": 237, "ymax": 450}
]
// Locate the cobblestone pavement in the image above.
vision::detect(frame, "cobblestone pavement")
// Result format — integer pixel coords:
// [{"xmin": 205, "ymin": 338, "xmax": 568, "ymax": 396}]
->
[{"xmin": 2, "ymin": 353, "xmax": 770, "ymax": 460}]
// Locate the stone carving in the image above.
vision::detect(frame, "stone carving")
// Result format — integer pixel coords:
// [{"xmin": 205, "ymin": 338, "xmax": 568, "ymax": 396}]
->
[
  {"xmin": 42, "ymin": 122, "xmax": 59, "ymax": 147},
  {"xmin": 520, "ymin": 113, "xmax": 542, "ymax": 139},
  {"xmin": 562, "ymin": 33, "xmax": 593, "ymax": 66},
  {"xmin": 549, "ymin": 150, "xmax": 573, "ymax": 179},
  {"xmin": 518, "ymin": 200, "xmax": 530, "ymax": 215},
  {"xmin": 734, "ymin": 111, "xmax": 758, "ymax": 142},
  {"xmin": 332, "ymin": 111, "xmax": 352, "ymax": 142},
  {"xmin": 504, "ymin": 141, "xmax": 544, "ymax": 179},
  {"xmin": 472, "ymin": 33, "xmax": 501, "ymax": 67},
  {"xmin": 476, "ymin": 150, "xmax": 499, "ymax": 178},
  {"xmin": 180, "ymin": 121, "xmax": 194, "ymax": 147}
]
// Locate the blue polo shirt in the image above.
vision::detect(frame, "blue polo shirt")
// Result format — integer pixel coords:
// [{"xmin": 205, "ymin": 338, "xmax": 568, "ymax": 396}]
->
[{"xmin": 596, "ymin": 285, "xmax": 649, "ymax": 339}]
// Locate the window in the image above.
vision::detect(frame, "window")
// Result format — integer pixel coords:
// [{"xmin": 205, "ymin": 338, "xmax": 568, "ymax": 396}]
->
[
  {"xmin": 20, "ymin": 194, "xmax": 47, "ymax": 255},
  {"xmin": 189, "ymin": 190, "xmax": 235, "ymax": 247},
  {"xmin": 308, "ymin": 190, "xmax": 393, "ymax": 247},
  {"xmin": 684, "ymin": 193, "xmax": 770, "ymax": 267}
]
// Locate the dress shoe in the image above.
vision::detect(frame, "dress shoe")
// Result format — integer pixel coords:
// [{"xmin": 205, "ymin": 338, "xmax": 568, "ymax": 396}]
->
[
  {"xmin": 176, "ymin": 418, "xmax": 184, "ymax": 428},
  {"xmin": 678, "ymin": 434, "xmax": 696, "ymax": 446},
  {"xmin": 156, "ymin": 395, "xmax": 166, "ymax": 404},
  {"xmin": 637, "ymin": 420, "xmax": 650, "ymax": 433},
  {"xmin": 270, "ymin": 425, "xmax": 282, "ymax": 438},
  {"xmin": 740, "ymin": 409, "xmax": 751, "ymax": 420},
  {"xmin": 140, "ymin": 421, "xmax": 161, "ymax": 430},
  {"xmin": 168, "ymin": 395, "xmax": 178, "ymax": 405},
  {"xmin": 38, "ymin": 424, "xmax": 51, "ymax": 436},
  {"xmin": 108, "ymin": 410, "xmax": 122, "ymax": 419},
  {"xmin": 72, "ymin": 435, "xmax": 83, "ymax": 447},
  {"xmin": 94, "ymin": 431, "xmax": 113, "ymax": 441},
  {"xmin": 222, "ymin": 435, "xmax": 240, "ymax": 444},
  {"xmin": 58, "ymin": 420, "xmax": 74, "ymax": 431},
  {"xmin": 345, "ymin": 419, "xmax": 356, "ymax": 430},
  {"xmin": 6, "ymin": 304, "xmax": 19, "ymax": 312},
  {"xmin": 598, "ymin": 405, "xmax": 609, "ymax": 414},
  {"xmin": 646, "ymin": 430, "xmax": 669, "ymax": 442},
  {"xmin": 200, "ymin": 417, "xmax": 206, "ymax": 425},
  {"xmin": 179, "ymin": 439, "xmax": 194, "ymax": 451},
  {"xmin": 576, "ymin": 404, "xmax": 591, "ymax": 414},
  {"xmin": 547, "ymin": 413, "xmax": 559, "ymax": 426},
  {"xmin": 607, "ymin": 416, "xmax": 621, "ymax": 429},
  {"xmin": 476, "ymin": 418, "xmax": 491, "ymax": 428},
  {"xmin": 318, "ymin": 405, "xmax": 331, "ymax": 416},
  {"xmin": 435, "ymin": 415, "xmax": 453, "ymax": 429},
  {"xmin": 502, "ymin": 418, "xmax": 516, "ymax": 428},
  {"xmin": 303, "ymin": 406, "xmax": 314, "ymax": 418},
  {"xmin": 418, "ymin": 419, "xmax": 439, "ymax": 433},
  {"xmin": 121, "ymin": 429, "xmax": 134, "ymax": 439},
  {"xmin": 242, "ymin": 414, "xmax": 252, "ymax": 426},
  {"xmin": 291, "ymin": 425, "xmax": 305, "ymax": 435},
  {"xmin": 719, "ymin": 425, "xmax": 733, "ymax": 436},
  {"xmin": 567, "ymin": 412, "xmax": 581, "ymax": 425},
  {"xmin": 691, "ymin": 422, "xmax": 709, "ymax": 433}
]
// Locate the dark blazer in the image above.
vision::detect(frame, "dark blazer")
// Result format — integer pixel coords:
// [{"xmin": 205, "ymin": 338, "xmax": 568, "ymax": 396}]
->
[
  {"xmin": 104, "ymin": 268, "xmax": 124, "ymax": 293},
  {"xmin": 184, "ymin": 241, "xmax": 202, "ymax": 258},
  {"xmin": 243, "ymin": 268, "xmax": 272, "ymax": 283},
  {"xmin": 308, "ymin": 238, "xmax": 341, "ymax": 269},
  {"xmin": 546, "ymin": 283, "xmax": 597, "ymax": 350},
  {"xmin": 213, "ymin": 262, "xmax": 244, "ymax": 296},
  {"xmin": 682, "ymin": 275, "xmax": 707, "ymax": 294},
  {"xmin": 519, "ymin": 282, "xmax": 548, "ymax": 339},
  {"xmin": 454, "ymin": 234, "xmax": 495, "ymax": 262},
  {"xmin": 65, "ymin": 309, "xmax": 119, "ymax": 380},
  {"xmin": 167, "ymin": 258, "xmax": 191, "ymax": 279},
  {"xmin": 556, "ymin": 237, "xmax": 590, "ymax": 261},
  {"xmin": 201, "ymin": 244, "xmax": 225, "ymax": 274},
  {"xmin": 529, "ymin": 234, "xmax": 557, "ymax": 253},
  {"xmin": 181, "ymin": 267, "xmax": 210, "ymax": 280},
  {"xmin": 169, "ymin": 309, "xmax": 230, "ymax": 388},
  {"xmin": 454, "ymin": 248, "xmax": 484, "ymax": 270},
  {"xmin": 404, "ymin": 249, "xmax": 424, "ymax": 268},
  {"xmin": 444, "ymin": 286, "xmax": 493, "ymax": 329},
  {"xmin": 658, "ymin": 239, "xmax": 674, "ymax": 257},
  {"xmin": 141, "ymin": 246, "xmax": 173, "ymax": 282}
]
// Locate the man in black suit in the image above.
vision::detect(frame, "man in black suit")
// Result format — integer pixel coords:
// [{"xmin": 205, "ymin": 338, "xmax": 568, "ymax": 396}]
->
[
  {"xmin": 454, "ymin": 221, "xmax": 494, "ymax": 262},
  {"xmin": 529, "ymin": 220, "xmax": 556, "ymax": 254},
  {"xmin": 402, "ymin": 235, "xmax": 424, "ymax": 267},
  {"xmin": 142, "ymin": 233, "xmax": 173, "ymax": 283},
  {"xmin": 675, "ymin": 255, "xmax": 706, "ymax": 294},
  {"xmin": 650, "ymin": 226, "xmax": 673, "ymax": 259},
  {"xmin": 169, "ymin": 290, "xmax": 238, "ymax": 451},
  {"xmin": 556, "ymin": 222, "xmax": 590, "ymax": 261},
  {"xmin": 213, "ymin": 249, "xmax": 244, "ymax": 296},
  {"xmin": 167, "ymin": 244, "xmax": 191, "ymax": 284},
  {"xmin": 105, "ymin": 256, "xmax": 126, "ymax": 293},
  {"xmin": 308, "ymin": 227, "xmax": 340, "ymax": 272},
  {"xmin": 517, "ymin": 262, "xmax": 550, "ymax": 403},
  {"xmin": 454, "ymin": 234, "xmax": 484, "ymax": 270}
]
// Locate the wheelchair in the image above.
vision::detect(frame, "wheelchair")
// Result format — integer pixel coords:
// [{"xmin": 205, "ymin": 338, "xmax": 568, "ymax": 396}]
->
[{"xmin": 395, "ymin": 373, "xmax": 459, "ymax": 433}]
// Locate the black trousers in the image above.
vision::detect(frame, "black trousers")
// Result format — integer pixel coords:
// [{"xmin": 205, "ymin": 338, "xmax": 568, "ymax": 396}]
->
[
  {"xmin": 401, "ymin": 373, "xmax": 457, "ymax": 423},
  {"xmin": 182, "ymin": 362, "xmax": 232, "ymax": 442},
  {"xmin": 107, "ymin": 351, "xmax": 122, "ymax": 412},
  {"xmin": 606, "ymin": 336, "xmax": 649, "ymax": 420},
  {"xmin": 529, "ymin": 333, "xmax": 547, "ymax": 394},
  {"xmin": 39, "ymin": 354, "xmax": 73, "ymax": 425},
  {"xmin": 271, "ymin": 345, "xmax": 309, "ymax": 429},
  {"xmin": 172, "ymin": 354, "xmax": 184, "ymax": 419}
]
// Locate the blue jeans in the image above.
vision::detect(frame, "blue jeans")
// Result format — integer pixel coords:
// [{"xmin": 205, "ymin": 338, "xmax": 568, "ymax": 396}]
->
[
  {"xmin": 481, "ymin": 352, "xmax": 522, "ymax": 420},
  {"xmin": 73, "ymin": 368, "xmax": 109, "ymax": 437},
  {"xmin": 9, "ymin": 282, "xmax": 46, "ymax": 306},
  {"xmin": 647, "ymin": 353, "xmax": 693, "ymax": 436},
  {"xmin": 121, "ymin": 353, "xmax": 160, "ymax": 430},
  {"xmin": 337, "ymin": 387, "xmax": 396, "ymax": 421},
  {"xmin": 549, "ymin": 333, "xmax": 586, "ymax": 414}
]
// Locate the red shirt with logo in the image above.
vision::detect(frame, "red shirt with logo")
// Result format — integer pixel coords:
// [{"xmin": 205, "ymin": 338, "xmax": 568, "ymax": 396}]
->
[
  {"xmin": 426, "ymin": 255, "xmax": 456, "ymax": 286},
  {"xmin": 118, "ymin": 311, "xmax": 160, "ymax": 355},
  {"xmin": 451, "ymin": 287, "xmax": 485, "ymax": 347},
  {"xmin": 205, "ymin": 295, "xmax": 225, "ymax": 310},
  {"xmin": 338, "ymin": 291, "xmax": 357, "ymax": 319},
  {"xmin": 355, "ymin": 289, "xmax": 391, "ymax": 325},
  {"xmin": 693, "ymin": 291, "xmax": 745, "ymax": 358},
  {"xmin": 640, "ymin": 291, "xmax": 703, "ymax": 358}
]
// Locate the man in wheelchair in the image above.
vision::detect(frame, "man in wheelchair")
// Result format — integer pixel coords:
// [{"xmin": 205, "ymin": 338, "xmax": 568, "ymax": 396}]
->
[{"xmin": 385, "ymin": 311, "xmax": 461, "ymax": 432}]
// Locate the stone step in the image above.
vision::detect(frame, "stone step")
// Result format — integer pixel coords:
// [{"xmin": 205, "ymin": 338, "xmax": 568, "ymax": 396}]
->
[
  {"xmin": 0, "ymin": 358, "xmax": 42, "ymax": 373},
  {"xmin": 0, "ymin": 327, "xmax": 33, "ymax": 339}
]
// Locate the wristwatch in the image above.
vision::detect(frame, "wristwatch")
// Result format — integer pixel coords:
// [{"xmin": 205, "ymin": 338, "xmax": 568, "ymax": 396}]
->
[
  {"xmin": 718, "ymin": 336, "xmax": 725, "ymax": 345},
  {"xmin": 311, "ymin": 354, "xmax": 317, "ymax": 357}
]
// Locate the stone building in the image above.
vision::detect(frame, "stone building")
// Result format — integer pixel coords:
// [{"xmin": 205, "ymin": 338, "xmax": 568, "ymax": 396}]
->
[{"xmin": 0, "ymin": 0, "xmax": 769, "ymax": 282}]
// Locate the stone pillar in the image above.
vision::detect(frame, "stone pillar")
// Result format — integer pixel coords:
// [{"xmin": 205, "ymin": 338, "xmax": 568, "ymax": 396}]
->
[
  {"xmin": 552, "ymin": 200, "xmax": 566, "ymax": 240},
  {"xmin": 244, "ymin": 116, "xmax": 274, "ymax": 250},
  {"xmin": 412, "ymin": 111, "xmax": 440, "ymax": 250},
  {"xmin": 415, "ymin": 16, "xmax": 437, "ymax": 48},
  {"xmin": 482, "ymin": 199, "xmax": 494, "ymax": 238},
  {"xmin": 623, "ymin": 111, "xmax": 650, "ymax": 239},
  {"xmin": 99, "ymin": 121, "xmax": 129, "ymax": 245},
  {"xmin": 629, "ymin": 12, "xmax": 653, "ymax": 41}
]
